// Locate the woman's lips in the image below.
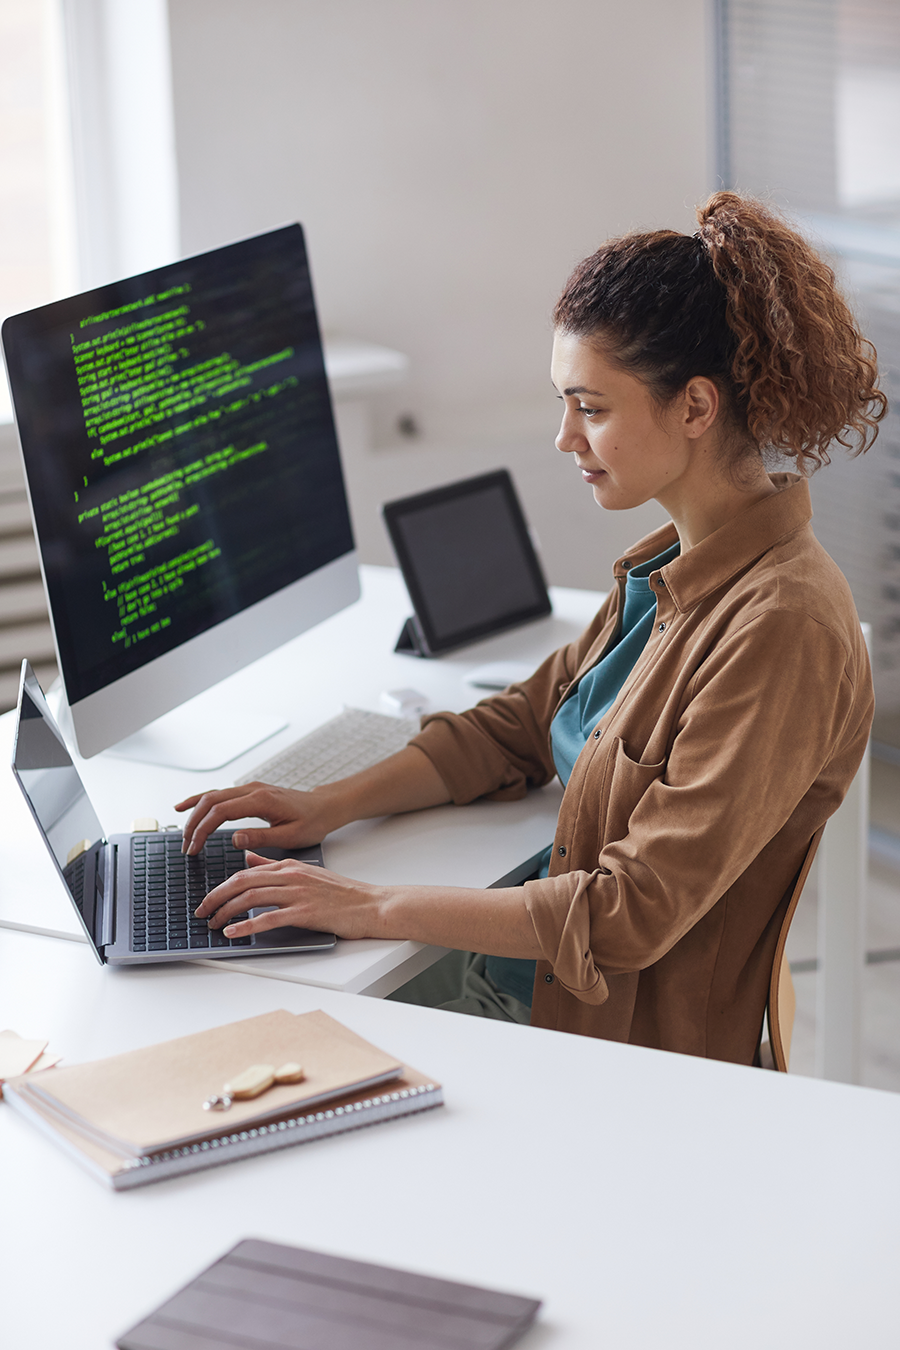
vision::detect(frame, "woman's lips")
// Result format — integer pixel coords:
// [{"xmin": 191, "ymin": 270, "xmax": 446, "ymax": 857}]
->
[{"xmin": 581, "ymin": 468, "xmax": 606, "ymax": 483}]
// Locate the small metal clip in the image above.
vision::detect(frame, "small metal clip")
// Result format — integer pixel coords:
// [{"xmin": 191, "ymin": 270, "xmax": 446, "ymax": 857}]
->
[{"xmin": 202, "ymin": 1093, "xmax": 233, "ymax": 1112}]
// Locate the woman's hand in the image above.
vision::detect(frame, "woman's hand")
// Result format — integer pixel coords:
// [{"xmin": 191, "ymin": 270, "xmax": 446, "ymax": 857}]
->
[
  {"xmin": 194, "ymin": 852, "xmax": 387, "ymax": 940},
  {"xmin": 175, "ymin": 745, "xmax": 453, "ymax": 855},
  {"xmin": 175, "ymin": 782, "xmax": 344, "ymax": 855},
  {"xmin": 194, "ymin": 851, "xmax": 542, "ymax": 957}
]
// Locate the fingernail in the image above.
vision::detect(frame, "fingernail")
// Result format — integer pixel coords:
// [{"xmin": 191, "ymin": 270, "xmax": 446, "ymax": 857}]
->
[
  {"xmin": 233, "ymin": 833, "xmax": 246, "ymax": 847},
  {"xmin": 193, "ymin": 907, "xmax": 202, "ymax": 917},
  {"xmin": 224, "ymin": 925, "xmax": 237, "ymax": 937}
]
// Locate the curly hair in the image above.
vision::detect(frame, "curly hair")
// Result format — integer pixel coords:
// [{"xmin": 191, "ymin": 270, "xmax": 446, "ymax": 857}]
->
[{"xmin": 552, "ymin": 191, "xmax": 887, "ymax": 470}]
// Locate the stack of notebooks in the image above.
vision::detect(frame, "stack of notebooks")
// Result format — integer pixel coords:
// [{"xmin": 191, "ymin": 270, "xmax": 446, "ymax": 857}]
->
[{"xmin": 2, "ymin": 1009, "xmax": 442, "ymax": 1189}]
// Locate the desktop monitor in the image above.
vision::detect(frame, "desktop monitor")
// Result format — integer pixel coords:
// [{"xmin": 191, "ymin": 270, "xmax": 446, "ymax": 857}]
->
[{"xmin": 1, "ymin": 224, "xmax": 359, "ymax": 763}]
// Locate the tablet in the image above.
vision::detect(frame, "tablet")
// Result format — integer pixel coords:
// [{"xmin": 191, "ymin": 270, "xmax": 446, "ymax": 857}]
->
[{"xmin": 382, "ymin": 470, "xmax": 551, "ymax": 656}]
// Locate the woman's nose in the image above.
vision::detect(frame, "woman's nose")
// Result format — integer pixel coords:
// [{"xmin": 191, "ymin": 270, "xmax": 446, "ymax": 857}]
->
[{"xmin": 555, "ymin": 408, "xmax": 583, "ymax": 455}]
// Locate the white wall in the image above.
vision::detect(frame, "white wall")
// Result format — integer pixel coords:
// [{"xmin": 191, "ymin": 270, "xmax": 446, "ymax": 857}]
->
[{"xmin": 167, "ymin": 0, "xmax": 712, "ymax": 586}]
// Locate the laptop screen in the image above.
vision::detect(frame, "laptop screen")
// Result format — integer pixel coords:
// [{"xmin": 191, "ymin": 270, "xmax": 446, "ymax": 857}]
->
[{"xmin": 11, "ymin": 663, "xmax": 105, "ymax": 939}]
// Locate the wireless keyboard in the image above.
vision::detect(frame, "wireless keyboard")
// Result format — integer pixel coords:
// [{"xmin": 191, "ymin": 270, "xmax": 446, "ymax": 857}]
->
[{"xmin": 236, "ymin": 707, "xmax": 420, "ymax": 791}]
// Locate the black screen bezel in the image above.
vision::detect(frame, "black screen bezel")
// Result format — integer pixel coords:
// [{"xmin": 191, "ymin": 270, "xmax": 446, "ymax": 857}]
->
[{"xmin": 382, "ymin": 469, "xmax": 551, "ymax": 656}]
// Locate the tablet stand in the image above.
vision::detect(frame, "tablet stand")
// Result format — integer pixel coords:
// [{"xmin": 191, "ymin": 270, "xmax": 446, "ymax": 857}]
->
[{"xmin": 394, "ymin": 616, "xmax": 430, "ymax": 657}]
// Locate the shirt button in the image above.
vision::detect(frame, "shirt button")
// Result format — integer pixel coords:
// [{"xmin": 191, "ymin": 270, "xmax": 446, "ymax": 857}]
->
[
  {"xmin": 593, "ymin": 728, "xmax": 601, "ymax": 739},
  {"xmin": 557, "ymin": 845, "xmax": 567, "ymax": 857},
  {"xmin": 658, "ymin": 622, "xmax": 666, "ymax": 633},
  {"xmin": 620, "ymin": 559, "xmax": 631, "ymax": 570},
  {"xmin": 657, "ymin": 577, "xmax": 666, "ymax": 588},
  {"xmin": 544, "ymin": 973, "xmax": 554, "ymax": 984}
]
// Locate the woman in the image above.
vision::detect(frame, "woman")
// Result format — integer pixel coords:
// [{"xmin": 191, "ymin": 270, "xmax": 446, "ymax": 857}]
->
[{"xmin": 178, "ymin": 192, "xmax": 883, "ymax": 1065}]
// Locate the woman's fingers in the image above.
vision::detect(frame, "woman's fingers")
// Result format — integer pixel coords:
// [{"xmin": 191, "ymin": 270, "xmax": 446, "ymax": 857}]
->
[
  {"xmin": 175, "ymin": 783, "xmax": 328, "ymax": 855},
  {"xmin": 174, "ymin": 783, "xmax": 260, "ymax": 815},
  {"xmin": 220, "ymin": 905, "xmax": 304, "ymax": 940},
  {"xmin": 194, "ymin": 856, "xmax": 311, "ymax": 922},
  {"xmin": 214, "ymin": 887, "xmax": 302, "ymax": 930},
  {"xmin": 176, "ymin": 784, "xmax": 266, "ymax": 853},
  {"xmin": 245, "ymin": 849, "xmax": 274, "ymax": 868},
  {"xmin": 195, "ymin": 855, "xmax": 384, "ymax": 941},
  {"xmin": 230, "ymin": 825, "xmax": 304, "ymax": 850},
  {"xmin": 178, "ymin": 784, "xmax": 299, "ymax": 855}
]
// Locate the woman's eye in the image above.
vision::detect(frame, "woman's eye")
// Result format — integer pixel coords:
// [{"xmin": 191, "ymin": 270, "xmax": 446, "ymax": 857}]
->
[{"xmin": 579, "ymin": 405, "xmax": 603, "ymax": 419}]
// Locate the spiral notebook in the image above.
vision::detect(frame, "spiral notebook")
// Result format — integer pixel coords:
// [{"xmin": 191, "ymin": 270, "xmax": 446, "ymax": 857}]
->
[{"xmin": 3, "ymin": 1010, "xmax": 443, "ymax": 1189}]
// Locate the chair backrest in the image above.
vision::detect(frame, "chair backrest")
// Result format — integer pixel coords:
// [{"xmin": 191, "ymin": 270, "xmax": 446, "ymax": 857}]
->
[{"xmin": 760, "ymin": 826, "xmax": 824, "ymax": 1072}]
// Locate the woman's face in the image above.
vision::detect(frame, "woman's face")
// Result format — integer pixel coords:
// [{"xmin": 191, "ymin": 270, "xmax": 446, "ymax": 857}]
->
[{"xmin": 551, "ymin": 331, "xmax": 690, "ymax": 512}]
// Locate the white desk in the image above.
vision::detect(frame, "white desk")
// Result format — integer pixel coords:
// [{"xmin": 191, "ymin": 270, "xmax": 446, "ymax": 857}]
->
[
  {"xmin": 0, "ymin": 566, "xmax": 594, "ymax": 994},
  {"xmin": 1, "ymin": 925, "xmax": 898, "ymax": 1350},
  {"xmin": 0, "ymin": 565, "xmax": 870, "ymax": 1076}
]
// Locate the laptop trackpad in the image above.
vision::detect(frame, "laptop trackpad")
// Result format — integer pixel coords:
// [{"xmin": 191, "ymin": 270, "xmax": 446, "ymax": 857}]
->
[{"xmin": 247, "ymin": 906, "xmax": 333, "ymax": 947}]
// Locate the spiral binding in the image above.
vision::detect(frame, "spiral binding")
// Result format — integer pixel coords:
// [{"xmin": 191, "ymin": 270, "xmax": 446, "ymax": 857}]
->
[{"xmin": 126, "ymin": 1082, "xmax": 440, "ymax": 1171}]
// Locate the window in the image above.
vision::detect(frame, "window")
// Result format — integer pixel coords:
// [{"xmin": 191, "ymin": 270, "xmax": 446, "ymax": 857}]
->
[
  {"xmin": 720, "ymin": 0, "xmax": 900, "ymax": 219},
  {"xmin": 719, "ymin": 0, "xmax": 900, "ymax": 749},
  {"xmin": 0, "ymin": 0, "xmax": 178, "ymax": 711},
  {"xmin": 0, "ymin": 0, "xmax": 74, "ymax": 422}
]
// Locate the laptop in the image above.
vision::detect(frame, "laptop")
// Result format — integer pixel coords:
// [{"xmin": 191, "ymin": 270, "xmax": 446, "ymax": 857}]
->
[{"xmin": 11, "ymin": 661, "xmax": 336, "ymax": 965}]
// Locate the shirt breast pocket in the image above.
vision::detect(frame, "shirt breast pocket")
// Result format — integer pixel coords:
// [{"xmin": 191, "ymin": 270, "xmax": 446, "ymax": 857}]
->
[{"xmin": 601, "ymin": 737, "xmax": 667, "ymax": 845}]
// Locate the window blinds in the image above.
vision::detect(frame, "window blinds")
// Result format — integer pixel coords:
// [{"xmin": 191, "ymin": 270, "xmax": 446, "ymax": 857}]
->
[{"xmin": 720, "ymin": 0, "xmax": 900, "ymax": 739}]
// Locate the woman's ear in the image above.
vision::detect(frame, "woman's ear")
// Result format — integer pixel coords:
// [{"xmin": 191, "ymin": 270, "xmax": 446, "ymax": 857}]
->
[{"xmin": 681, "ymin": 376, "xmax": 720, "ymax": 438}]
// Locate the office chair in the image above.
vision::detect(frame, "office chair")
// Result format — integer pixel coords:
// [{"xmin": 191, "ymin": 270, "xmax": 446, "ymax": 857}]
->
[{"xmin": 758, "ymin": 826, "xmax": 824, "ymax": 1072}]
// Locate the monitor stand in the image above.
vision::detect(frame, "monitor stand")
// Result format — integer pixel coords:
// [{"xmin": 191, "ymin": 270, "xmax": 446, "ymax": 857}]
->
[
  {"xmin": 105, "ymin": 705, "xmax": 288, "ymax": 772},
  {"xmin": 50, "ymin": 684, "xmax": 287, "ymax": 772}
]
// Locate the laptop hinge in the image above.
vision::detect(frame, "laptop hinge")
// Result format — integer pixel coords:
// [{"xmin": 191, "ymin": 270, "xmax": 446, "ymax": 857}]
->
[{"xmin": 96, "ymin": 842, "xmax": 117, "ymax": 950}]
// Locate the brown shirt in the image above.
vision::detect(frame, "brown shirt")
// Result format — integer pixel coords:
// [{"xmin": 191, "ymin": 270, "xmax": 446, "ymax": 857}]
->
[{"xmin": 410, "ymin": 476, "xmax": 873, "ymax": 1064}]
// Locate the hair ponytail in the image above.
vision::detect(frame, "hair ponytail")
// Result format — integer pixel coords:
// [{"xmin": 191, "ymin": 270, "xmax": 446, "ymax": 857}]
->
[
  {"xmin": 696, "ymin": 192, "xmax": 885, "ymax": 465},
  {"xmin": 553, "ymin": 191, "xmax": 887, "ymax": 470}
]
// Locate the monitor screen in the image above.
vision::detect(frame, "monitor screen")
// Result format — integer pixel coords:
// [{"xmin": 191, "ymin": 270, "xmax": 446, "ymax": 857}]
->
[{"xmin": 2, "ymin": 225, "xmax": 355, "ymax": 710}]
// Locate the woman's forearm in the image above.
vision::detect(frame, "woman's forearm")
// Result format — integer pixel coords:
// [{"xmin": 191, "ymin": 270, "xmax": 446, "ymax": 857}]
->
[
  {"xmin": 315, "ymin": 744, "xmax": 452, "ymax": 832},
  {"xmin": 377, "ymin": 882, "xmax": 543, "ymax": 957}
]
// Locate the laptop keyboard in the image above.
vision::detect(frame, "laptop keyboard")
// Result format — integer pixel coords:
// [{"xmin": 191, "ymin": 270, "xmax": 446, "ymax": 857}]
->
[{"xmin": 131, "ymin": 831, "xmax": 253, "ymax": 953}]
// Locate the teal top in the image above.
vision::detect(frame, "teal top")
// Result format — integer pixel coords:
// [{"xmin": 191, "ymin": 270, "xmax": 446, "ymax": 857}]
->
[{"xmin": 484, "ymin": 542, "xmax": 680, "ymax": 1007}]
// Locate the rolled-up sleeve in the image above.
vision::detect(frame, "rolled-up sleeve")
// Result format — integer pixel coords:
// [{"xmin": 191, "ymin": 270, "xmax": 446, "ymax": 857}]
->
[{"xmin": 408, "ymin": 604, "xmax": 614, "ymax": 803}]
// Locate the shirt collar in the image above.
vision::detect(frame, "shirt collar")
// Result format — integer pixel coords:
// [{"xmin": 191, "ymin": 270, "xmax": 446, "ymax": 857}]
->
[{"xmin": 611, "ymin": 474, "xmax": 813, "ymax": 613}]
